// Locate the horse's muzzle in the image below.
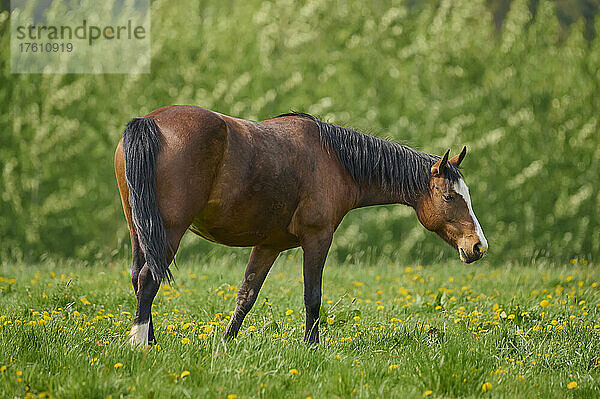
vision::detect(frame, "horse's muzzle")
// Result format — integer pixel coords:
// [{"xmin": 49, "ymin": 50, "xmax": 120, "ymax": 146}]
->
[{"xmin": 459, "ymin": 246, "xmax": 484, "ymax": 263}]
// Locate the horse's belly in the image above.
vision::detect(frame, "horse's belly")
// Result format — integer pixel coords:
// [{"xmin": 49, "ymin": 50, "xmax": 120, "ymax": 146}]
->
[
  {"xmin": 188, "ymin": 199, "xmax": 299, "ymax": 247},
  {"xmin": 188, "ymin": 223, "xmax": 268, "ymax": 246}
]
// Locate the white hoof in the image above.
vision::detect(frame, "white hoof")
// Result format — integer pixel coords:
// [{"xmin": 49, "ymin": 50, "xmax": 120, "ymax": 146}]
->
[{"xmin": 129, "ymin": 321, "xmax": 149, "ymax": 347}]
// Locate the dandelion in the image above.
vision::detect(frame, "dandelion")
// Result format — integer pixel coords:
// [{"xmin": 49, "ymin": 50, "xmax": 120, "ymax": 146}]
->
[
  {"xmin": 353, "ymin": 316, "xmax": 360, "ymax": 322},
  {"xmin": 0, "ymin": 366, "xmax": 5, "ymax": 372},
  {"xmin": 423, "ymin": 390, "xmax": 433, "ymax": 397},
  {"xmin": 227, "ymin": 395, "xmax": 237, "ymax": 399},
  {"xmin": 16, "ymin": 370, "xmax": 22, "ymax": 376},
  {"xmin": 326, "ymin": 317, "xmax": 334, "ymax": 325},
  {"xmin": 180, "ymin": 370, "xmax": 190, "ymax": 378},
  {"xmin": 567, "ymin": 381, "xmax": 578, "ymax": 389},
  {"xmin": 181, "ymin": 338, "xmax": 190, "ymax": 344},
  {"xmin": 540, "ymin": 300, "xmax": 550, "ymax": 307},
  {"xmin": 80, "ymin": 297, "xmax": 91, "ymax": 305},
  {"xmin": 285, "ymin": 309, "xmax": 294, "ymax": 316},
  {"xmin": 289, "ymin": 368, "xmax": 299, "ymax": 375},
  {"xmin": 389, "ymin": 364, "xmax": 399, "ymax": 370},
  {"xmin": 114, "ymin": 363, "xmax": 123, "ymax": 369},
  {"xmin": 482, "ymin": 382, "xmax": 492, "ymax": 392}
]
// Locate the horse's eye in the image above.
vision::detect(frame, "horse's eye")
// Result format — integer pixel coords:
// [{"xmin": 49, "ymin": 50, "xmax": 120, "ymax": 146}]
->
[{"xmin": 443, "ymin": 194, "xmax": 454, "ymax": 202}]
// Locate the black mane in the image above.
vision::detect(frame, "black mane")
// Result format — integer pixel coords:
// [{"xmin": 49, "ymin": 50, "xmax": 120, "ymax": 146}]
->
[{"xmin": 277, "ymin": 112, "xmax": 462, "ymax": 201}]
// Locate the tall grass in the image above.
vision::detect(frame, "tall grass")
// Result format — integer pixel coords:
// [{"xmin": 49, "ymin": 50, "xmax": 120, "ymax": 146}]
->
[{"xmin": 1, "ymin": 0, "xmax": 598, "ymax": 264}]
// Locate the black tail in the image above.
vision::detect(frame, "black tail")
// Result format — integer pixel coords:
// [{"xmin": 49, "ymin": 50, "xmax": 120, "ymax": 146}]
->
[{"xmin": 122, "ymin": 118, "xmax": 172, "ymax": 283}]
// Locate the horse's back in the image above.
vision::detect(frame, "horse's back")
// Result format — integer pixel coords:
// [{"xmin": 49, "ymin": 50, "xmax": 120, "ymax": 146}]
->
[{"xmin": 147, "ymin": 105, "xmax": 228, "ymax": 145}]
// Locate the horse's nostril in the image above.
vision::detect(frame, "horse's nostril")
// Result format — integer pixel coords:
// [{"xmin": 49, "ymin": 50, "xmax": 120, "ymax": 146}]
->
[{"xmin": 473, "ymin": 242, "xmax": 482, "ymax": 257}]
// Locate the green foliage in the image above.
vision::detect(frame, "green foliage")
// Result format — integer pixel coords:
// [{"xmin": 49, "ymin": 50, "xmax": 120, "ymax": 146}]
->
[{"xmin": 0, "ymin": 0, "xmax": 598, "ymax": 263}]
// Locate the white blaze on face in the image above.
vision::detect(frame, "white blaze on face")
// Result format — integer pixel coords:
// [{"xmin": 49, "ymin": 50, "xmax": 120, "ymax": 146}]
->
[
  {"xmin": 453, "ymin": 178, "xmax": 488, "ymax": 254},
  {"xmin": 129, "ymin": 321, "xmax": 150, "ymax": 347}
]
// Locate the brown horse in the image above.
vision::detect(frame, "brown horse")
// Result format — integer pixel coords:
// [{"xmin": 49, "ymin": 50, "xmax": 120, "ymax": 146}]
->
[{"xmin": 114, "ymin": 105, "xmax": 488, "ymax": 346}]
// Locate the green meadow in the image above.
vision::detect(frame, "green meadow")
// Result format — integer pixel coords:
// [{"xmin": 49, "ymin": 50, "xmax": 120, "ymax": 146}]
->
[{"xmin": 1, "ymin": 255, "xmax": 599, "ymax": 398}]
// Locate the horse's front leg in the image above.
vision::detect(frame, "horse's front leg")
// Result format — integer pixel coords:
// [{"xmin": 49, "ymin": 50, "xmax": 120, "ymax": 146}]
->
[
  {"xmin": 301, "ymin": 230, "xmax": 333, "ymax": 344},
  {"xmin": 224, "ymin": 246, "xmax": 280, "ymax": 339}
]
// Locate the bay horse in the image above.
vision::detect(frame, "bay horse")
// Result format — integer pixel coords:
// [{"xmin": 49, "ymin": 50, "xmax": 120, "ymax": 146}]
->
[{"xmin": 114, "ymin": 105, "xmax": 488, "ymax": 346}]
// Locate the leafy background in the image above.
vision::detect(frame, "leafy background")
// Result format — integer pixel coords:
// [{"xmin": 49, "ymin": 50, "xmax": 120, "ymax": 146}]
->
[{"xmin": 0, "ymin": 0, "xmax": 598, "ymax": 265}]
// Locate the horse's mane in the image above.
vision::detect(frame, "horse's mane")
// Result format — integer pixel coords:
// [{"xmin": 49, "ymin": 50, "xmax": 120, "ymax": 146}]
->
[{"xmin": 276, "ymin": 112, "xmax": 462, "ymax": 201}]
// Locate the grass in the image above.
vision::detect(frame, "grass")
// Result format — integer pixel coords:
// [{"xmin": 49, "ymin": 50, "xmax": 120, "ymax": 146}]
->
[{"xmin": 0, "ymin": 252, "xmax": 599, "ymax": 398}]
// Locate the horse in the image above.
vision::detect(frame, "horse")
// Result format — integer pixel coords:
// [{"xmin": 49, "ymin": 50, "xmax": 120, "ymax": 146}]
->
[{"xmin": 114, "ymin": 105, "xmax": 488, "ymax": 346}]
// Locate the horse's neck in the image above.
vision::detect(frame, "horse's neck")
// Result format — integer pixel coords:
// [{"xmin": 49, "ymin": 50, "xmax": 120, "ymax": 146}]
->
[{"xmin": 355, "ymin": 184, "xmax": 417, "ymax": 209}]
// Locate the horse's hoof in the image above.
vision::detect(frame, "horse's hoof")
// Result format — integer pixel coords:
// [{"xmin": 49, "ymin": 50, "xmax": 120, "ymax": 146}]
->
[{"xmin": 129, "ymin": 321, "xmax": 150, "ymax": 348}]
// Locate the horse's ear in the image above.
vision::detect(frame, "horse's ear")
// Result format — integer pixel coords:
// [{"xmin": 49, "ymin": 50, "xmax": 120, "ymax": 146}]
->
[
  {"xmin": 431, "ymin": 149, "xmax": 450, "ymax": 177},
  {"xmin": 449, "ymin": 146, "xmax": 467, "ymax": 167}
]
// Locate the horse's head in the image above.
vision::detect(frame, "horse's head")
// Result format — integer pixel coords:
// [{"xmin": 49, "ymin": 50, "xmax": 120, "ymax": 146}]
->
[{"xmin": 416, "ymin": 147, "xmax": 488, "ymax": 263}]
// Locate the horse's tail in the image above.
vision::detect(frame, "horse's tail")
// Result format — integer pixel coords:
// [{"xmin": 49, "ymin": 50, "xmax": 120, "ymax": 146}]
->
[{"xmin": 122, "ymin": 118, "xmax": 172, "ymax": 283}]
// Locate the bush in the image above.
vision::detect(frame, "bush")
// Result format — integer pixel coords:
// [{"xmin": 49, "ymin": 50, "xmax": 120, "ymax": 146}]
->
[{"xmin": 1, "ymin": 0, "xmax": 598, "ymax": 264}]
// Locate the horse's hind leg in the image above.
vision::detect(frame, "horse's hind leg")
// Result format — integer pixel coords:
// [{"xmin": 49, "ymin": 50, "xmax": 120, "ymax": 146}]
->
[
  {"xmin": 128, "ymin": 231, "xmax": 152, "ymax": 344},
  {"xmin": 130, "ymin": 227, "xmax": 186, "ymax": 347},
  {"xmin": 130, "ymin": 261, "xmax": 158, "ymax": 347},
  {"xmin": 224, "ymin": 246, "xmax": 280, "ymax": 339}
]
